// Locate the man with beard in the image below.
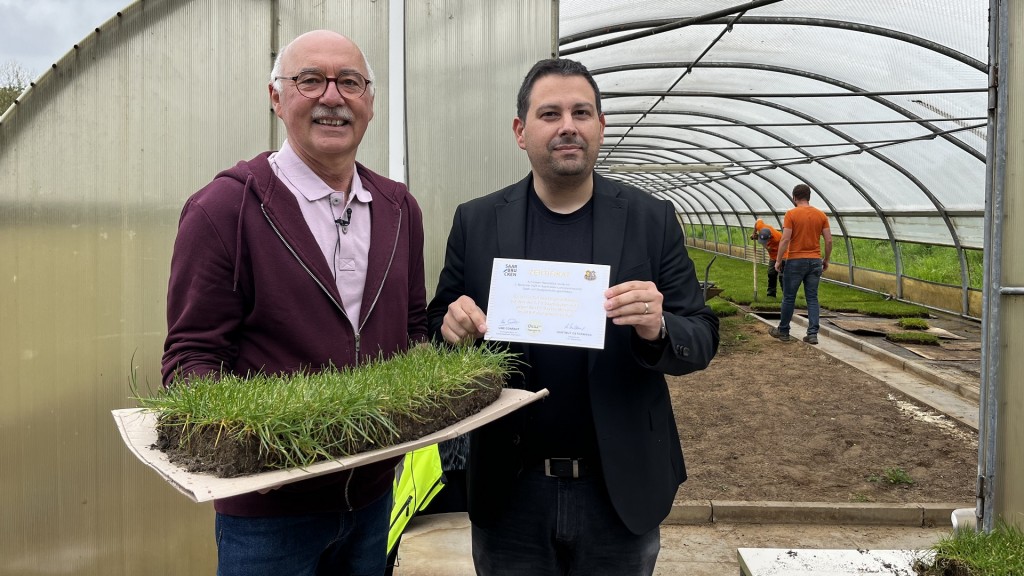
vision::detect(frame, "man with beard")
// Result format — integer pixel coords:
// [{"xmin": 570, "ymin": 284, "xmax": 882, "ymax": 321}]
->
[
  {"xmin": 427, "ymin": 58, "xmax": 719, "ymax": 576},
  {"xmin": 162, "ymin": 30, "xmax": 426, "ymax": 575}
]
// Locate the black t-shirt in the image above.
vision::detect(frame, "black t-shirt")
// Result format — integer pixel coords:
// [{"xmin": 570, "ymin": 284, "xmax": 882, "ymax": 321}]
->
[{"xmin": 520, "ymin": 186, "xmax": 599, "ymax": 463}]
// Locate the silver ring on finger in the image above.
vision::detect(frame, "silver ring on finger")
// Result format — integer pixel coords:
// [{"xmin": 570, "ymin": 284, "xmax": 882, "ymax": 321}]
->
[{"xmin": 643, "ymin": 301, "xmax": 650, "ymax": 315}]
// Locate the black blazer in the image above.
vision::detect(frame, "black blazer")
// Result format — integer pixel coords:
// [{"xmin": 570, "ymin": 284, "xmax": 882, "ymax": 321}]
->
[{"xmin": 426, "ymin": 172, "xmax": 719, "ymax": 535}]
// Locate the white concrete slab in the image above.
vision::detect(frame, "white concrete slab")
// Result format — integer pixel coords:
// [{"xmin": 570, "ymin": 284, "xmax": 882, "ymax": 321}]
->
[{"xmin": 737, "ymin": 547, "xmax": 933, "ymax": 576}]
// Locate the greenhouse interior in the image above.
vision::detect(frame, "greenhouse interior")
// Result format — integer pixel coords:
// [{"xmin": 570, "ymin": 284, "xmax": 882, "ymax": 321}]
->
[{"xmin": 1, "ymin": 0, "xmax": 1022, "ymax": 574}]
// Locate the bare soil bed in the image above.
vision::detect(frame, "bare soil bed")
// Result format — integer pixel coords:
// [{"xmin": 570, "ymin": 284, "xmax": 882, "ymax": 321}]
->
[{"xmin": 670, "ymin": 316, "xmax": 978, "ymax": 504}]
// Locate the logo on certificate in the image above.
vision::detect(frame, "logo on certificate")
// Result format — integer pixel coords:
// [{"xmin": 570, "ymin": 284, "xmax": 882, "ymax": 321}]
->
[
  {"xmin": 527, "ymin": 321, "xmax": 543, "ymax": 334},
  {"xmin": 583, "ymin": 270, "xmax": 597, "ymax": 281}
]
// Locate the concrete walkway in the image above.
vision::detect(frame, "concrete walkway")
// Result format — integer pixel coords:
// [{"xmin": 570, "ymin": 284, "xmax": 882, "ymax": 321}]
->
[
  {"xmin": 391, "ymin": 313, "xmax": 978, "ymax": 575},
  {"xmin": 393, "ymin": 512, "xmax": 953, "ymax": 576}
]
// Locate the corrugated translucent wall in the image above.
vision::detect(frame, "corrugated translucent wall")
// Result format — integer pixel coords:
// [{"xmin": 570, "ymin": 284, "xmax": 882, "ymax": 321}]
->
[
  {"xmin": 405, "ymin": 0, "xmax": 553, "ymax": 292},
  {"xmin": 0, "ymin": 0, "xmax": 550, "ymax": 572}
]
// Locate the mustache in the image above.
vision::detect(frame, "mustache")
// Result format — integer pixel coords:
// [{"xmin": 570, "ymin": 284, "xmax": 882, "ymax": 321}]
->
[
  {"xmin": 312, "ymin": 106, "xmax": 354, "ymax": 122},
  {"xmin": 549, "ymin": 135, "xmax": 585, "ymax": 149}
]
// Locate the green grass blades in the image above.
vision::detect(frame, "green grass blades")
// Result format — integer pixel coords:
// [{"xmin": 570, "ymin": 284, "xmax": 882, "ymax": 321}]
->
[
  {"xmin": 135, "ymin": 344, "xmax": 516, "ymax": 469},
  {"xmin": 917, "ymin": 519, "xmax": 1024, "ymax": 576},
  {"xmin": 886, "ymin": 332, "xmax": 940, "ymax": 346},
  {"xmin": 687, "ymin": 248, "xmax": 929, "ymax": 317},
  {"xmin": 897, "ymin": 317, "xmax": 930, "ymax": 330}
]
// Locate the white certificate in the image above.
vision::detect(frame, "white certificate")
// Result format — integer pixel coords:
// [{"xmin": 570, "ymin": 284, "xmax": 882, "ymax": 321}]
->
[{"xmin": 484, "ymin": 258, "xmax": 610, "ymax": 349}]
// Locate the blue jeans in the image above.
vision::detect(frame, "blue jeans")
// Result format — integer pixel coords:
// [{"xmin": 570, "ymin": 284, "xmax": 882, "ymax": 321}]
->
[
  {"xmin": 215, "ymin": 489, "xmax": 392, "ymax": 576},
  {"xmin": 778, "ymin": 258, "xmax": 823, "ymax": 336},
  {"xmin": 471, "ymin": 468, "xmax": 660, "ymax": 576}
]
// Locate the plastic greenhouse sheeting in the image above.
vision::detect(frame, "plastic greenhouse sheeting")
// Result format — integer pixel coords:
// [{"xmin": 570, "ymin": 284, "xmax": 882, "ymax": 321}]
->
[{"xmin": 558, "ymin": 0, "xmax": 988, "ymax": 251}]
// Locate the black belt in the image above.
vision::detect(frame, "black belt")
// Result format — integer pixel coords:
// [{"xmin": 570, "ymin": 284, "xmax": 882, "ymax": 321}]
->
[{"xmin": 535, "ymin": 458, "xmax": 599, "ymax": 479}]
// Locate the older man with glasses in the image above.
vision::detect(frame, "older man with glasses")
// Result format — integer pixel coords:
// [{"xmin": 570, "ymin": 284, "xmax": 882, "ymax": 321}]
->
[{"xmin": 161, "ymin": 30, "xmax": 427, "ymax": 575}]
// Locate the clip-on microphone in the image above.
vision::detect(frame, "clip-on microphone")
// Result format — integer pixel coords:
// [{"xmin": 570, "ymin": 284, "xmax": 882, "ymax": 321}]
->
[{"xmin": 335, "ymin": 207, "xmax": 352, "ymax": 234}]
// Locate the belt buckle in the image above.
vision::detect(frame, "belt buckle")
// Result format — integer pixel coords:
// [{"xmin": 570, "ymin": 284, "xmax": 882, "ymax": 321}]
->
[{"xmin": 544, "ymin": 458, "xmax": 580, "ymax": 479}]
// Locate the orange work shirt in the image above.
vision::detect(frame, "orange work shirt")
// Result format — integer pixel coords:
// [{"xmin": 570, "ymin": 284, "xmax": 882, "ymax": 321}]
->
[
  {"xmin": 783, "ymin": 206, "xmax": 830, "ymax": 259},
  {"xmin": 753, "ymin": 219, "xmax": 784, "ymax": 260}
]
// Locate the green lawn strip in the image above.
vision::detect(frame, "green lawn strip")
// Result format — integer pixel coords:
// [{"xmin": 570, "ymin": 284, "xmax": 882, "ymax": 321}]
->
[
  {"xmin": 134, "ymin": 344, "xmax": 515, "ymax": 469},
  {"xmin": 917, "ymin": 520, "xmax": 1024, "ymax": 576},
  {"xmin": 708, "ymin": 299, "xmax": 739, "ymax": 317},
  {"xmin": 897, "ymin": 317, "xmax": 930, "ymax": 330},
  {"xmin": 886, "ymin": 332, "xmax": 940, "ymax": 346},
  {"xmin": 688, "ymin": 248, "xmax": 928, "ymax": 317}
]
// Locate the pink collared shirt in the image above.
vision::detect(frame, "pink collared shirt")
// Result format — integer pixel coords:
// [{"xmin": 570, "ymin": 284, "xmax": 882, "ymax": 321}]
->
[{"xmin": 268, "ymin": 141, "xmax": 372, "ymax": 330}]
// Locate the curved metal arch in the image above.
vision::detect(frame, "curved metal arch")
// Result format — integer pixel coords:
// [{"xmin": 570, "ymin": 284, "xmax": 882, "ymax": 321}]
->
[
  {"xmin": 684, "ymin": 103, "xmax": 901, "ymax": 284},
  {"xmin": 593, "ymin": 61, "xmax": 987, "ymax": 162},
  {"xmin": 694, "ymin": 97, "xmax": 974, "ymax": 295},
  {"xmin": 598, "ymin": 127, "xmax": 791, "ymax": 228},
  {"xmin": 559, "ymin": 0, "xmax": 785, "ymax": 57},
  {"xmin": 591, "ymin": 62, "xmax": 978, "ymax": 285},
  {"xmin": 601, "ymin": 108, "xmax": 885, "ymax": 275},
  {"xmin": 713, "ymin": 96, "xmax": 968, "ymax": 272},
  {"xmin": 611, "ymin": 159, "xmax": 747, "ymax": 236},
  {"xmin": 623, "ymin": 173, "xmax": 775, "ymax": 254},
  {"xmin": 601, "ymin": 141, "xmax": 781, "ymax": 224},
  {"xmin": 655, "ymin": 176, "xmax": 753, "ymax": 250},
  {"xmin": 562, "ymin": 16, "xmax": 986, "ymax": 73},
  {"xmin": 603, "ymin": 109, "xmax": 863, "ymax": 229},
  {"xmin": 617, "ymin": 172, "xmax": 716, "ymax": 241},
  {"xmin": 597, "ymin": 139, "xmax": 732, "ymax": 169},
  {"xmin": 600, "ymin": 133, "xmax": 736, "ymax": 166},
  {"xmin": 562, "ymin": 8, "xmax": 980, "ymax": 310}
]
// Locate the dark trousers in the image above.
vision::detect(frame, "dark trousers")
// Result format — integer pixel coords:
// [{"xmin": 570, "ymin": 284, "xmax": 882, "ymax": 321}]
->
[
  {"xmin": 766, "ymin": 259, "xmax": 782, "ymax": 296},
  {"xmin": 471, "ymin": 467, "xmax": 659, "ymax": 576},
  {"xmin": 779, "ymin": 258, "xmax": 823, "ymax": 336},
  {"xmin": 215, "ymin": 489, "xmax": 391, "ymax": 576}
]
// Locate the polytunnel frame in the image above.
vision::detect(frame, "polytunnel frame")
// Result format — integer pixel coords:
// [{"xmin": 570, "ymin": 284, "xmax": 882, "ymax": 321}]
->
[
  {"xmin": 594, "ymin": 69, "xmax": 982, "ymax": 304},
  {"xmin": 560, "ymin": 8, "xmax": 987, "ymax": 316},
  {"xmin": 599, "ymin": 113, "xmax": 864, "ymax": 272},
  {"xmin": 560, "ymin": 0, "xmax": 1011, "ymax": 530}
]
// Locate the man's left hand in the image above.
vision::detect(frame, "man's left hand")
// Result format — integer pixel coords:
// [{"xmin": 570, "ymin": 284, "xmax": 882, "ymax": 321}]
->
[{"xmin": 604, "ymin": 281, "xmax": 663, "ymax": 341}]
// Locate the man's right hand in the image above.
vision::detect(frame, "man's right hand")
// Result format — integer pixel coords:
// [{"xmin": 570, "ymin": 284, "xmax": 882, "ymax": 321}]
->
[{"xmin": 440, "ymin": 295, "xmax": 488, "ymax": 344}]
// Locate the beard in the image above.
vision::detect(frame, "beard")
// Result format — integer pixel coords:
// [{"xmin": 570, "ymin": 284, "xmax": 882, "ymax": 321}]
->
[{"xmin": 543, "ymin": 135, "xmax": 595, "ymax": 176}]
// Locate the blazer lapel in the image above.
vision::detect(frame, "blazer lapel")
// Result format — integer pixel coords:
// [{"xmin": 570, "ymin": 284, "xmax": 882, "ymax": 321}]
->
[
  {"xmin": 495, "ymin": 175, "xmax": 530, "ymax": 259},
  {"xmin": 494, "ymin": 175, "xmax": 531, "ymax": 364},
  {"xmin": 590, "ymin": 174, "xmax": 628, "ymax": 372},
  {"xmin": 592, "ymin": 174, "xmax": 628, "ymax": 280}
]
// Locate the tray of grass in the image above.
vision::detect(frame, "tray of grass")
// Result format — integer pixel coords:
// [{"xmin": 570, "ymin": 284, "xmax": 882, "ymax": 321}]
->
[{"xmin": 114, "ymin": 344, "xmax": 546, "ymax": 503}]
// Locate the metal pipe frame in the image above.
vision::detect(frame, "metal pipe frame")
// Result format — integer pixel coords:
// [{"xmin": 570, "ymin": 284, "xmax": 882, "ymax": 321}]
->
[{"xmin": 977, "ymin": 0, "xmax": 1007, "ymax": 534}]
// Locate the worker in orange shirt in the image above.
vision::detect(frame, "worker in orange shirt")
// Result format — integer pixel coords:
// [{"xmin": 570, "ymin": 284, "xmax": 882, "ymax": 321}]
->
[
  {"xmin": 750, "ymin": 219, "xmax": 784, "ymax": 297},
  {"xmin": 770, "ymin": 183, "xmax": 832, "ymax": 345}
]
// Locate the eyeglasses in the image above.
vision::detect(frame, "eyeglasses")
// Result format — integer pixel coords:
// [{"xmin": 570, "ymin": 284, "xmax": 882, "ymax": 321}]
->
[{"xmin": 275, "ymin": 71, "xmax": 372, "ymax": 99}]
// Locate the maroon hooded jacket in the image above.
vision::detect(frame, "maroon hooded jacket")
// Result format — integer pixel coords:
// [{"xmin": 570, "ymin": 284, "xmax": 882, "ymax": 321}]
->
[{"xmin": 161, "ymin": 153, "xmax": 427, "ymax": 517}]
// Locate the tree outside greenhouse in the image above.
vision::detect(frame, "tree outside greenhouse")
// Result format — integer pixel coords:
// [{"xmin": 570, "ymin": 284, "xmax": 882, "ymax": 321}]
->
[{"xmin": 1, "ymin": 61, "xmax": 31, "ymax": 114}]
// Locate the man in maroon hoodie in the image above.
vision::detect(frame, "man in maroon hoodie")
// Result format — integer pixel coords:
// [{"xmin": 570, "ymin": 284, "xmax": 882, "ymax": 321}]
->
[{"xmin": 161, "ymin": 30, "xmax": 426, "ymax": 576}]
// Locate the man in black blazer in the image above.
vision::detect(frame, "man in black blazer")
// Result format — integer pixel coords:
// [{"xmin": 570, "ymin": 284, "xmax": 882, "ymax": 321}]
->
[{"xmin": 426, "ymin": 58, "xmax": 719, "ymax": 576}]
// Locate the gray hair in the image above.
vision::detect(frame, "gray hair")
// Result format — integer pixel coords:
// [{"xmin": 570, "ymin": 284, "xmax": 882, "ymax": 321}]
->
[{"xmin": 270, "ymin": 35, "xmax": 376, "ymax": 96}]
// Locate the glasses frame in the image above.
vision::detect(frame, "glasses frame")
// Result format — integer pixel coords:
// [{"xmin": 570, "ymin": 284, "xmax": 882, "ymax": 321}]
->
[{"xmin": 274, "ymin": 71, "xmax": 372, "ymax": 99}]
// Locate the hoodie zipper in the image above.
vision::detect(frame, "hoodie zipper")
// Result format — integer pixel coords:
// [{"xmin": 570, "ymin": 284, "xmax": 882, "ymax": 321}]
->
[
  {"xmin": 356, "ymin": 208, "xmax": 402, "ymax": 345},
  {"xmin": 262, "ymin": 203, "xmax": 402, "ymax": 510},
  {"xmin": 260, "ymin": 204, "xmax": 356, "ymax": 345}
]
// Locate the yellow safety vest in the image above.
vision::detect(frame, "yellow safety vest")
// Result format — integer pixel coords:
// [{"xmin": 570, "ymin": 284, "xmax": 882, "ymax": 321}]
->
[{"xmin": 388, "ymin": 445, "xmax": 445, "ymax": 553}]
